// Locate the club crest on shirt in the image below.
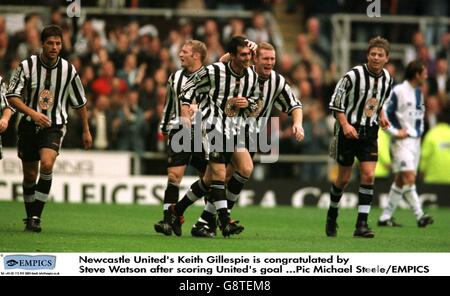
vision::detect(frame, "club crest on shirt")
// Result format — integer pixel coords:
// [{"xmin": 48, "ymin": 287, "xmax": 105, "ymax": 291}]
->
[
  {"xmin": 38, "ymin": 89, "xmax": 54, "ymax": 110},
  {"xmin": 246, "ymin": 99, "xmax": 264, "ymax": 117},
  {"xmin": 364, "ymin": 97, "xmax": 378, "ymax": 117},
  {"xmin": 224, "ymin": 97, "xmax": 239, "ymax": 117}
]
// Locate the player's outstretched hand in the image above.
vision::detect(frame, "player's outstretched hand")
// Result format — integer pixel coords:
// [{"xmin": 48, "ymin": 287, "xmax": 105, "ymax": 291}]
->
[
  {"xmin": 245, "ymin": 39, "xmax": 258, "ymax": 53},
  {"xmin": 292, "ymin": 124, "xmax": 305, "ymax": 142},
  {"xmin": 82, "ymin": 130, "xmax": 93, "ymax": 150}
]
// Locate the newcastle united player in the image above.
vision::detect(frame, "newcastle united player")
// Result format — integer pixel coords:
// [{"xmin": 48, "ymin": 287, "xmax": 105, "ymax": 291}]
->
[
  {"xmin": 7, "ymin": 25, "xmax": 92, "ymax": 232},
  {"xmin": 326, "ymin": 36, "xmax": 393, "ymax": 238}
]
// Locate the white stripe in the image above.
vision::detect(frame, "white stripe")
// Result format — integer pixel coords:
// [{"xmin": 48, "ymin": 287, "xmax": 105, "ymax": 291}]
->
[
  {"xmin": 35, "ymin": 191, "xmax": 49, "ymax": 202},
  {"xmin": 205, "ymin": 201, "xmax": 217, "ymax": 214},
  {"xmin": 359, "ymin": 187, "xmax": 374, "ymax": 195},
  {"xmin": 40, "ymin": 173, "xmax": 53, "ymax": 181},
  {"xmin": 358, "ymin": 205, "xmax": 371, "ymax": 213},
  {"xmin": 330, "ymin": 201, "xmax": 339, "ymax": 208},
  {"xmin": 226, "ymin": 190, "xmax": 239, "ymax": 202},
  {"xmin": 213, "ymin": 200, "xmax": 227, "ymax": 210},
  {"xmin": 186, "ymin": 190, "xmax": 202, "ymax": 202},
  {"xmin": 23, "ymin": 194, "xmax": 35, "ymax": 202}
]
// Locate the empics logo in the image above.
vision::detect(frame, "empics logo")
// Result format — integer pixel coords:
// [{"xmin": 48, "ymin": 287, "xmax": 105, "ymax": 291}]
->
[{"xmin": 4, "ymin": 255, "xmax": 56, "ymax": 270}]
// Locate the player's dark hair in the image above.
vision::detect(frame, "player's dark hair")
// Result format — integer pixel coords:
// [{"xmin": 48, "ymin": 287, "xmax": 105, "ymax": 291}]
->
[
  {"xmin": 41, "ymin": 25, "xmax": 63, "ymax": 43},
  {"xmin": 404, "ymin": 60, "xmax": 425, "ymax": 81},
  {"xmin": 227, "ymin": 36, "xmax": 247, "ymax": 55}
]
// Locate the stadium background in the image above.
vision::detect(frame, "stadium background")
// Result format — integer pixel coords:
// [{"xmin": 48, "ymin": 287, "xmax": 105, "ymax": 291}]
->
[{"xmin": 0, "ymin": 0, "xmax": 449, "ymax": 251}]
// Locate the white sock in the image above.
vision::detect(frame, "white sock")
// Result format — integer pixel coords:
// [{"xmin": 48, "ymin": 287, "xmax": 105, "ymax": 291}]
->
[
  {"xmin": 380, "ymin": 183, "xmax": 403, "ymax": 221},
  {"xmin": 403, "ymin": 184, "xmax": 424, "ymax": 220}
]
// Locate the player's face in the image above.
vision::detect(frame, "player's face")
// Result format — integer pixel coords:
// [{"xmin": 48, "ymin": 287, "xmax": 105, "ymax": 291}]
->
[
  {"xmin": 179, "ymin": 44, "xmax": 195, "ymax": 69},
  {"xmin": 232, "ymin": 45, "xmax": 252, "ymax": 71},
  {"xmin": 255, "ymin": 48, "xmax": 276, "ymax": 78},
  {"xmin": 417, "ymin": 67, "xmax": 428, "ymax": 85},
  {"xmin": 367, "ymin": 47, "xmax": 388, "ymax": 74},
  {"xmin": 42, "ymin": 36, "xmax": 62, "ymax": 63}
]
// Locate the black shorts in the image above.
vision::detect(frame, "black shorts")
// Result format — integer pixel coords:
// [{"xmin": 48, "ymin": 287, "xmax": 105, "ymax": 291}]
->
[
  {"xmin": 17, "ymin": 118, "xmax": 65, "ymax": 162},
  {"xmin": 167, "ymin": 130, "xmax": 207, "ymax": 174},
  {"xmin": 330, "ymin": 125, "xmax": 379, "ymax": 166}
]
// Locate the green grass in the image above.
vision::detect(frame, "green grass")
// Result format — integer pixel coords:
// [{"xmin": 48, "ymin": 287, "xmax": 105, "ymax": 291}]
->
[{"xmin": 0, "ymin": 201, "xmax": 449, "ymax": 252}]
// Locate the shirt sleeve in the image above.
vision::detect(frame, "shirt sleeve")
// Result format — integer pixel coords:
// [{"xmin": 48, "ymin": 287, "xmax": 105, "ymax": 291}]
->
[
  {"xmin": 274, "ymin": 81, "xmax": 302, "ymax": 115},
  {"xmin": 180, "ymin": 67, "xmax": 210, "ymax": 105},
  {"xmin": 329, "ymin": 74, "xmax": 352, "ymax": 113},
  {"xmin": 159, "ymin": 74, "xmax": 174, "ymax": 134},
  {"xmin": 68, "ymin": 70, "xmax": 87, "ymax": 109},
  {"xmin": 6, "ymin": 64, "xmax": 26, "ymax": 101}
]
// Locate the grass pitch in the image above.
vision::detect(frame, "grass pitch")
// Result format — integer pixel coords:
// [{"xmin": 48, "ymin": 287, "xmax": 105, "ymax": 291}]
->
[{"xmin": 0, "ymin": 201, "xmax": 448, "ymax": 252}]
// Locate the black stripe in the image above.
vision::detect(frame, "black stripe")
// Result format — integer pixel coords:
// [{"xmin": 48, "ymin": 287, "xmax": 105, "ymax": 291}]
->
[
  {"xmin": 221, "ymin": 65, "xmax": 232, "ymax": 136},
  {"xmin": 355, "ymin": 66, "xmax": 371, "ymax": 125},
  {"xmin": 211, "ymin": 64, "xmax": 221, "ymax": 119},
  {"xmin": 278, "ymin": 88, "xmax": 290, "ymax": 112},
  {"xmin": 242, "ymin": 69, "xmax": 249, "ymax": 96},
  {"xmin": 248, "ymin": 68, "xmax": 257, "ymax": 97},
  {"xmin": 380, "ymin": 76, "xmax": 392, "ymax": 109},
  {"xmin": 25, "ymin": 58, "xmax": 33, "ymax": 105},
  {"xmin": 61, "ymin": 63, "xmax": 73, "ymax": 123},
  {"xmin": 260, "ymin": 75, "xmax": 272, "ymax": 118},
  {"xmin": 175, "ymin": 71, "xmax": 185, "ymax": 118},
  {"xmin": 163, "ymin": 77, "xmax": 175, "ymax": 131},
  {"xmin": 377, "ymin": 73, "xmax": 387, "ymax": 117},
  {"xmin": 347, "ymin": 69, "xmax": 360, "ymax": 123},
  {"xmin": 32, "ymin": 57, "xmax": 42, "ymax": 111},
  {"xmin": 70, "ymin": 74, "xmax": 84, "ymax": 106},
  {"xmin": 51, "ymin": 61, "xmax": 63, "ymax": 124}
]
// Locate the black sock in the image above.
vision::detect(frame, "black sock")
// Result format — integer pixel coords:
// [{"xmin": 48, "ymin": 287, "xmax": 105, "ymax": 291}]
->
[
  {"xmin": 210, "ymin": 180, "xmax": 228, "ymax": 227},
  {"xmin": 34, "ymin": 172, "xmax": 52, "ymax": 218},
  {"xmin": 164, "ymin": 182, "xmax": 179, "ymax": 204},
  {"xmin": 226, "ymin": 172, "xmax": 248, "ymax": 210},
  {"xmin": 356, "ymin": 184, "xmax": 374, "ymax": 225},
  {"xmin": 33, "ymin": 200, "xmax": 46, "ymax": 218},
  {"xmin": 23, "ymin": 182, "xmax": 36, "ymax": 218},
  {"xmin": 327, "ymin": 184, "xmax": 343, "ymax": 220},
  {"xmin": 175, "ymin": 179, "xmax": 208, "ymax": 215},
  {"xmin": 36, "ymin": 172, "xmax": 52, "ymax": 195},
  {"xmin": 200, "ymin": 211, "xmax": 215, "ymax": 225}
]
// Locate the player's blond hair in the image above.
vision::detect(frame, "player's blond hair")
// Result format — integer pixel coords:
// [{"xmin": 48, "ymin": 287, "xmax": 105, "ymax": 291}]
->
[
  {"xmin": 368, "ymin": 36, "xmax": 390, "ymax": 56},
  {"xmin": 185, "ymin": 40, "xmax": 207, "ymax": 64},
  {"xmin": 256, "ymin": 42, "xmax": 275, "ymax": 56}
]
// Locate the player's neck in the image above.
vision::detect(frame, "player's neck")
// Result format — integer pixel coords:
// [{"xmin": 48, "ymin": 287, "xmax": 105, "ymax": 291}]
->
[
  {"xmin": 230, "ymin": 60, "xmax": 244, "ymax": 76},
  {"xmin": 187, "ymin": 63, "xmax": 202, "ymax": 74},
  {"xmin": 40, "ymin": 53, "xmax": 58, "ymax": 68}
]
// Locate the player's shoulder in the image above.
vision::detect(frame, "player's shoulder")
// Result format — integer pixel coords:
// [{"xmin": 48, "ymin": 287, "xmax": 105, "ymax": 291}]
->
[
  {"xmin": 343, "ymin": 65, "xmax": 361, "ymax": 79},
  {"xmin": 382, "ymin": 68, "xmax": 392, "ymax": 80}
]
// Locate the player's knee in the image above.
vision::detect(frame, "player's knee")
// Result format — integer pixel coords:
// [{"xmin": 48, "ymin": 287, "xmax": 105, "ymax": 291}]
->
[
  {"xmin": 238, "ymin": 163, "xmax": 253, "ymax": 178},
  {"xmin": 336, "ymin": 178, "xmax": 350, "ymax": 189},
  {"xmin": 40, "ymin": 160, "xmax": 55, "ymax": 173},
  {"xmin": 167, "ymin": 172, "xmax": 182, "ymax": 185},
  {"xmin": 360, "ymin": 171, "xmax": 375, "ymax": 184},
  {"xmin": 23, "ymin": 171, "xmax": 38, "ymax": 182}
]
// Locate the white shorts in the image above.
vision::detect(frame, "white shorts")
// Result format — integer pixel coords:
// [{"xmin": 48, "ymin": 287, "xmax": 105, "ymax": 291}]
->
[{"xmin": 391, "ymin": 137, "xmax": 421, "ymax": 173}]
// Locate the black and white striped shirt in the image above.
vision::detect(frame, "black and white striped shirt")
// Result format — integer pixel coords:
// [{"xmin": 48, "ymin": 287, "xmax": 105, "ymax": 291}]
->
[
  {"xmin": 255, "ymin": 67, "xmax": 302, "ymax": 132},
  {"xmin": 0, "ymin": 76, "xmax": 10, "ymax": 112},
  {"xmin": 330, "ymin": 63, "xmax": 393, "ymax": 127},
  {"xmin": 6, "ymin": 54, "xmax": 87, "ymax": 125},
  {"xmin": 182, "ymin": 61, "xmax": 258, "ymax": 138},
  {"xmin": 160, "ymin": 66, "xmax": 208, "ymax": 134}
]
